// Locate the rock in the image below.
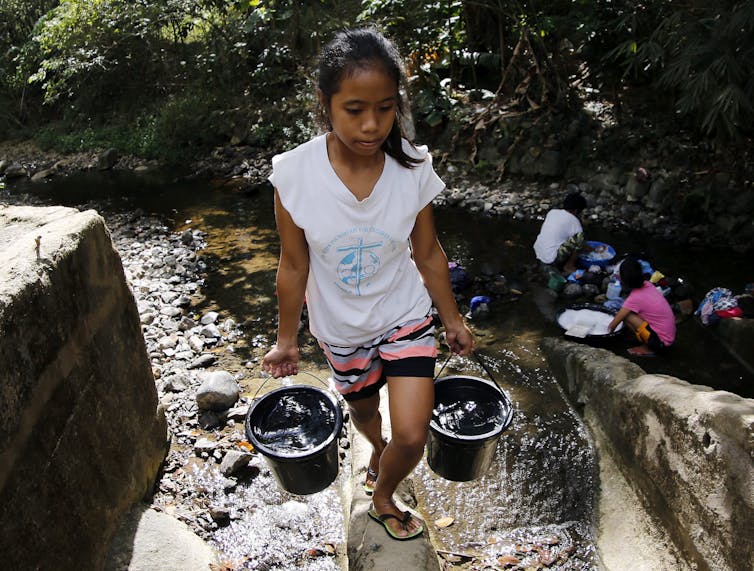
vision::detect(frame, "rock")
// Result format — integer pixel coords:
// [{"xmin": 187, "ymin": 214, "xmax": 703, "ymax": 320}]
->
[
  {"xmin": 201, "ymin": 311, "xmax": 219, "ymax": 325},
  {"xmin": 625, "ymin": 176, "xmax": 650, "ymax": 202},
  {"xmin": 188, "ymin": 354, "xmax": 216, "ymax": 369},
  {"xmin": 219, "ymin": 450, "xmax": 253, "ymax": 476},
  {"xmin": 31, "ymin": 167, "xmax": 57, "ymax": 182},
  {"xmin": 562, "ymin": 283, "xmax": 583, "ymax": 299},
  {"xmin": 188, "ymin": 335, "xmax": 205, "ymax": 353},
  {"xmin": 160, "ymin": 373, "xmax": 190, "ymax": 393},
  {"xmin": 180, "ymin": 229, "xmax": 194, "ymax": 245},
  {"xmin": 4, "ymin": 163, "xmax": 28, "ymax": 179},
  {"xmin": 646, "ymin": 176, "xmax": 669, "ymax": 209},
  {"xmin": 194, "ymin": 437, "xmax": 216, "ymax": 454},
  {"xmin": 196, "ymin": 370, "xmax": 239, "ymax": 411},
  {"xmin": 97, "ymin": 148, "xmax": 119, "ymax": 170},
  {"xmin": 105, "ymin": 505, "xmax": 218, "ymax": 571},
  {"xmin": 201, "ymin": 323, "xmax": 222, "ymax": 339}
]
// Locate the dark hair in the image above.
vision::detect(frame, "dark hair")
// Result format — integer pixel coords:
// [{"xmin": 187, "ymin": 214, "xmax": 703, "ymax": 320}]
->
[
  {"xmin": 317, "ymin": 27, "xmax": 422, "ymax": 169},
  {"xmin": 619, "ymin": 256, "xmax": 645, "ymax": 290},
  {"xmin": 563, "ymin": 192, "xmax": 587, "ymax": 213}
]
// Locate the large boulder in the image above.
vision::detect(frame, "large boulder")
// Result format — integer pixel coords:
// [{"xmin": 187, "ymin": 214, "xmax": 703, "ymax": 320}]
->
[{"xmin": 0, "ymin": 205, "xmax": 168, "ymax": 571}]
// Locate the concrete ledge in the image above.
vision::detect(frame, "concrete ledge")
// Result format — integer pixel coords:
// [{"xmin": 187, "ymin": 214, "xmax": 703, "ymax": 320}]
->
[
  {"xmin": 541, "ymin": 338, "xmax": 754, "ymax": 571},
  {"xmin": 346, "ymin": 389, "xmax": 441, "ymax": 571}
]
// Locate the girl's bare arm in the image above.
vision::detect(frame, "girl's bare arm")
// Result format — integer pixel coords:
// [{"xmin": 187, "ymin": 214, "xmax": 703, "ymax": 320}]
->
[
  {"xmin": 608, "ymin": 306, "xmax": 631, "ymax": 332},
  {"xmin": 410, "ymin": 204, "xmax": 474, "ymax": 355},
  {"xmin": 262, "ymin": 189, "xmax": 310, "ymax": 376}
]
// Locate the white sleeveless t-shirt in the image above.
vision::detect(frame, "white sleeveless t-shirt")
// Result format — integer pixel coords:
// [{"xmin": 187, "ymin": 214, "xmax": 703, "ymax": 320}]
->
[{"xmin": 269, "ymin": 134, "xmax": 445, "ymax": 346}]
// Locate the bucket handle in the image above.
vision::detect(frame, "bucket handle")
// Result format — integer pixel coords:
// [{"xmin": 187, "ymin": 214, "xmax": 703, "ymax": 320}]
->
[
  {"xmin": 252, "ymin": 370, "xmax": 342, "ymax": 403},
  {"xmin": 435, "ymin": 350, "xmax": 504, "ymax": 393}
]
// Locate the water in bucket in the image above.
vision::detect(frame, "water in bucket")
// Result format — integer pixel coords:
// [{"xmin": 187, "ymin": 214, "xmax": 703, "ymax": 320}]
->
[
  {"xmin": 434, "ymin": 397, "xmax": 507, "ymax": 437},
  {"xmin": 428, "ymin": 375, "xmax": 513, "ymax": 481},
  {"xmin": 245, "ymin": 385, "xmax": 343, "ymax": 495},
  {"xmin": 253, "ymin": 392, "xmax": 336, "ymax": 454}
]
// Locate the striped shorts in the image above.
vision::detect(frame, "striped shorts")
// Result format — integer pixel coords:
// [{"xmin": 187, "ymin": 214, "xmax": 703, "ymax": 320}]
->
[{"xmin": 319, "ymin": 315, "xmax": 437, "ymax": 401}]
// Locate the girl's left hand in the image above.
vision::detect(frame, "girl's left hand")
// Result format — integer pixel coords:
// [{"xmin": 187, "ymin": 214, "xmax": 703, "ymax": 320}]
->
[{"xmin": 445, "ymin": 321, "xmax": 474, "ymax": 356}]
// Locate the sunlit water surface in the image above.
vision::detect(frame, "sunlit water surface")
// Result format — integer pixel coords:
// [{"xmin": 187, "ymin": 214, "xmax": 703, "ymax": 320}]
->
[{"xmin": 6, "ymin": 169, "xmax": 754, "ymax": 569}]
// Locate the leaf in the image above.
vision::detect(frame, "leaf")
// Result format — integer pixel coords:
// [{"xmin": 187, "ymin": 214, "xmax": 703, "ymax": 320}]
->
[
  {"xmin": 237, "ymin": 441, "xmax": 255, "ymax": 452},
  {"xmin": 434, "ymin": 516, "xmax": 454, "ymax": 528},
  {"xmin": 498, "ymin": 555, "xmax": 521, "ymax": 566}
]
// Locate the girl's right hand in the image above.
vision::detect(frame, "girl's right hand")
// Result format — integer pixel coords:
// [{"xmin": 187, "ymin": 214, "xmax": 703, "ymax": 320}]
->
[{"xmin": 262, "ymin": 344, "xmax": 300, "ymax": 378}]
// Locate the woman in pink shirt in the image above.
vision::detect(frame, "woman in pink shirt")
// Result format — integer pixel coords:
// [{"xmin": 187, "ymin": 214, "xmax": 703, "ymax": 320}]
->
[{"xmin": 608, "ymin": 256, "xmax": 676, "ymax": 356}]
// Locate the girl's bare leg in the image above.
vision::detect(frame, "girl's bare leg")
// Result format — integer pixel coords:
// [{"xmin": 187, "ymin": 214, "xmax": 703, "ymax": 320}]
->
[
  {"xmin": 624, "ymin": 312, "xmax": 653, "ymax": 354},
  {"xmin": 371, "ymin": 376, "xmax": 434, "ymax": 537},
  {"xmin": 347, "ymin": 393, "xmax": 387, "ymax": 488}
]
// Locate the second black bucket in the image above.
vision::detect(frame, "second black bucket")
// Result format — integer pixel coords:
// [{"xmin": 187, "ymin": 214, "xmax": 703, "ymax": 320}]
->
[
  {"xmin": 245, "ymin": 384, "xmax": 343, "ymax": 495},
  {"xmin": 427, "ymin": 375, "xmax": 513, "ymax": 481}
]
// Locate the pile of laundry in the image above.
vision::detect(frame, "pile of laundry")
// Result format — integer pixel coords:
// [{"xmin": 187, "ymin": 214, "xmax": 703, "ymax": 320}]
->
[{"xmin": 695, "ymin": 284, "xmax": 754, "ymax": 325}]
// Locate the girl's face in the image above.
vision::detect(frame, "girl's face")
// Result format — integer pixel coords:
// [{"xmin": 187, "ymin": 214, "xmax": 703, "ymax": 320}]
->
[{"xmin": 324, "ymin": 65, "xmax": 398, "ymax": 158}]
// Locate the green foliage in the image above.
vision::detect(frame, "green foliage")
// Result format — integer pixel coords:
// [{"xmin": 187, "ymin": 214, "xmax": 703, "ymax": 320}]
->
[
  {"xmin": 605, "ymin": 1, "xmax": 754, "ymax": 140},
  {"xmin": 0, "ymin": 0, "xmax": 58, "ymax": 132},
  {"xmin": 32, "ymin": 90, "xmax": 238, "ymax": 162},
  {"xmin": 1, "ymin": 0, "xmax": 753, "ymax": 158}
]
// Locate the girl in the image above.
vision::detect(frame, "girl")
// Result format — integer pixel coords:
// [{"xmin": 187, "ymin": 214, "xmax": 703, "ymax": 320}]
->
[
  {"xmin": 262, "ymin": 27, "xmax": 474, "ymax": 540},
  {"xmin": 608, "ymin": 256, "xmax": 676, "ymax": 356}
]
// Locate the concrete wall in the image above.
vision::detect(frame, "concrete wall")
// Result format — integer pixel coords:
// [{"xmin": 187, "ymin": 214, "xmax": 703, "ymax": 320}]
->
[
  {"xmin": 541, "ymin": 338, "xmax": 754, "ymax": 571},
  {"xmin": 0, "ymin": 205, "xmax": 168, "ymax": 571}
]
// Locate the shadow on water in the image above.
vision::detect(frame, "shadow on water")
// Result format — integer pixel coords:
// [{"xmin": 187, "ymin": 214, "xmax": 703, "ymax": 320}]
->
[
  {"xmin": 5, "ymin": 170, "xmax": 753, "ymax": 568},
  {"xmin": 431, "ymin": 208, "xmax": 754, "ymax": 399},
  {"xmin": 8, "ymin": 170, "xmax": 752, "ymax": 397},
  {"xmin": 416, "ymin": 350, "xmax": 599, "ymax": 568}
]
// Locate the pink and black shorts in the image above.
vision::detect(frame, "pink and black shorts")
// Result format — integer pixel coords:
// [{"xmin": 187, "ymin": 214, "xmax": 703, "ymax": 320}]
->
[{"xmin": 319, "ymin": 315, "xmax": 437, "ymax": 402}]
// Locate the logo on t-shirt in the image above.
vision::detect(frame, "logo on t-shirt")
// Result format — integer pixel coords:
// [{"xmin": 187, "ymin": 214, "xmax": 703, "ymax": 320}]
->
[
  {"xmin": 323, "ymin": 226, "xmax": 397, "ymax": 296},
  {"xmin": 337, "ymin": 237, "xmax": 382, "ymax": 295}
]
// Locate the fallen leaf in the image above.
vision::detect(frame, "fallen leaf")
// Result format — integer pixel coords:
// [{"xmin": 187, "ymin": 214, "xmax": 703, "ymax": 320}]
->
[
  {"xmin": 498, "ymin": 555, "xmax": 521, "ymax": 566},
  {"xmin": 487, "ymin": 536, "xmax": 499, "ymax": 544},
  {"xmin": 237, "ymin": 441, "xmax": 255, "ymax": 452},
  {"xmin": 536, "ymin": 546, "xmax": 557, "ymax": 566},
  {"xmin": 434, "ymin": 516, "xmax": 454, "ymax": 528},
  {"xmin": 305, "ymin": 548, "xmax": 325, "ymax": 558}
]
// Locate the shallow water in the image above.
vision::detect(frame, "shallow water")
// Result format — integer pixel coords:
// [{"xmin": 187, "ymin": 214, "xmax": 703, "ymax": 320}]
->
[
  {"xmin": 5, "ymin": 169, "xmax": 753, "ymax": 569},
  {"xmin": 7, "ymin": 169, "xmax": 753, "ymax": 396}
]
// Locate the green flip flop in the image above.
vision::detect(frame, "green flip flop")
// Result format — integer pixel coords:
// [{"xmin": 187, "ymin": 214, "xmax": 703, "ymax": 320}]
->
[
  {"xmin": 368, "ymin": 509, "xmax": 424, "ymax": 540},
  {"xmin": 363, "ymin": 467, "xmax": 378, "ymax": 495}
]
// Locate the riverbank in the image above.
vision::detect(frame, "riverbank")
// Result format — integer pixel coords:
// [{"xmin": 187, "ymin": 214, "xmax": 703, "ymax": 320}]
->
[
  {"xmin": 2, "ymin": 134, "xmax": 754, "ymax": 254},
  {"xmin": 4, "ymin": 169, "xmax": 752, "ymax": 570}
]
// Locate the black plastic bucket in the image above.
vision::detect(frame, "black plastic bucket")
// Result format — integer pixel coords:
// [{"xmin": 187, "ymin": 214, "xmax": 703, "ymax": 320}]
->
[
  {"xmin": 245, "ymin": 384, "xmax": 343, "ymax": 495},
  {"xmin": 427, "ymin": 374, "xmax": 513, "ymax": 481}
]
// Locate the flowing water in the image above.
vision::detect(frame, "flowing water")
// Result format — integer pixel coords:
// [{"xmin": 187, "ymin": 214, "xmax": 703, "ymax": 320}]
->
[{"xmin": 5, "ymin": 169, "xmax": 753, "ymax": 569}]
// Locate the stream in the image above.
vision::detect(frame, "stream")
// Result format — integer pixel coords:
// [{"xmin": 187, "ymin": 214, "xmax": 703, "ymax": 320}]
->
[{"xmin": 4, "ymin": 168, "xmax": 753, "ymax": 570}]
